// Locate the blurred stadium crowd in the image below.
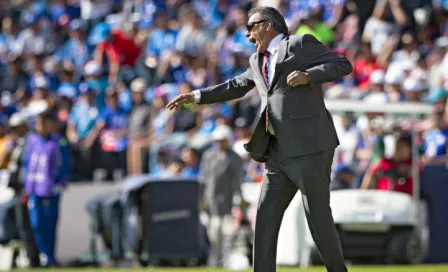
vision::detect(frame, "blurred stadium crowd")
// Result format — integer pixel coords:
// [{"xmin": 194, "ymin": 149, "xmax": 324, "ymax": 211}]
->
[
  {"xmin": 0, "ymin": 0, "xmax": 447, "ymax": 268},
  {"xmin": 0, "ymin": 0, "xmax": 447, "ymax": 184}
]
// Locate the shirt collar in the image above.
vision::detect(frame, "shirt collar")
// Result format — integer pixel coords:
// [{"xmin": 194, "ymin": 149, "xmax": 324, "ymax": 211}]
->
[{"xmin": 267, "ymin": 34, "xmax": 284, "ymax": 55}]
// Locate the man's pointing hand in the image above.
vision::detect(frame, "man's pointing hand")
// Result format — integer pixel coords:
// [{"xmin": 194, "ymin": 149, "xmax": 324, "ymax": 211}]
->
[{"xmin": 166, "ymin": 93, "xmax": 195, "ymax": 111}]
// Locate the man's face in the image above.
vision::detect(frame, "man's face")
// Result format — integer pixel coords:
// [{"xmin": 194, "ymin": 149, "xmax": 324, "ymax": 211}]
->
[{"xmin": 245, "ymin": 13, "xmax": 270, "ymax": 53}]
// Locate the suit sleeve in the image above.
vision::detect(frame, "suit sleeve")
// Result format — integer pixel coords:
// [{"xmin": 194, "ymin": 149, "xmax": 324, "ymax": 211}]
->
[
  {"xmin": 199, "ymin": 66, "xmax": 256, "ymax": 104},
  {"xmin": 301, "ymin": 34, "xmax": 353, "ymax": 84}
]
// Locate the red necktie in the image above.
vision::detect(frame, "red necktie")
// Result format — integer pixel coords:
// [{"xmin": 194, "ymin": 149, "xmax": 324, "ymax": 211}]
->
[{"xmin": 262, "ymin": 51, "xmax": 270, "ymax": 132}]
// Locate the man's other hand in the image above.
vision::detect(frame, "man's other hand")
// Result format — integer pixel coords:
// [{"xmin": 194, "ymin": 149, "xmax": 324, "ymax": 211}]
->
[
  {"xmin": 287, "ymin": 70, "xmax": 310, "ymax": 87},
  {"xmin": 166, "ymin": 93, "xmax": 195, "ymax": 110}
]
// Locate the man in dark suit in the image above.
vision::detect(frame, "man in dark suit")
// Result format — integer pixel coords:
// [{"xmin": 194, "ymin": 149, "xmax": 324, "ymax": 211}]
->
[{"xmin": 167, "ymin": 6, "xmax": 352, "ymax": 272}]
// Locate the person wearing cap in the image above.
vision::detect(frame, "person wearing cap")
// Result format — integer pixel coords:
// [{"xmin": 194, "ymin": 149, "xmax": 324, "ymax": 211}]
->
[
  {"xmin": 91, "ymin": 22, "xmax": 141, "ymax": 83},
  {"xmin": 363, "ymin": 69, "xmax": 388, "ymax": 104},
  {"xmin": 24, "ymin": 110, "xmax": 67, "ymax": 267},
  {"xmin": 199, "ymin": 124, "xmax": 244, "ymax": 267},
  {"xmin": 330, "ymin": 164, "xmax": 356, "ymax": 191},
  {"xmin": 83, "ymin": 60, "xmax": 108, "ymax": 108},
  {"xmin": 127, "ymin": 78, "xmax": 152, "ymax": 175},
  {"xmin": 384, "ymin": 68, "xmax": 406, "ymax": 102},
  {"xmin": 403, "ymin": 77, "xmax": 425, "ymax": 102},
  {"xmin": 67, "ymin": 83, "xmax": 100, "ymax": 179},
  {"xmin": 2, "ymin": 113, "xmax": 41, "ymax": 267}
]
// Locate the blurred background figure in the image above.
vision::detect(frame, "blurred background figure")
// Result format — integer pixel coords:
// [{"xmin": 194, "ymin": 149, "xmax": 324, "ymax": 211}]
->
[
  {"xmin": 199, "ymin": 124, "xmax": 243, "ymax": 267},
  {"xmin": 330, "ymin": 164, "xmax": 357, "ymax": 190},
  {"xmin": 25, "ymin": 110, "xmax": 70, "ymax": 267}
]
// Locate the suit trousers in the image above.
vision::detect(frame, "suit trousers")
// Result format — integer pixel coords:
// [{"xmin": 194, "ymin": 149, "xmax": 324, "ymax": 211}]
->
[{"xmin": 254, "ymin": 136, "xmax": 347, "ymax": 272}]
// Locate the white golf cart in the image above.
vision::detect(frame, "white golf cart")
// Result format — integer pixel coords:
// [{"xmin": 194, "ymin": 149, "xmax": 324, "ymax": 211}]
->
[{"xmin": 300, "ymin": 100, "xmax": 432, "ymax": 266}]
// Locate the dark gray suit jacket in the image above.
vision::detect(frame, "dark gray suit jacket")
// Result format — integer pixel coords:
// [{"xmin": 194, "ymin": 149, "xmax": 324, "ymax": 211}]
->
[{"xmin": 198, "ymin": 34, "xmax": 353, "ymax": 162}]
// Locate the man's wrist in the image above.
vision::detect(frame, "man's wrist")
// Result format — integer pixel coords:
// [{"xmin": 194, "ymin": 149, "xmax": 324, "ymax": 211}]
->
[{"xmin": 192, "ymin": 90, "xmax": 201, "ymax": 103}]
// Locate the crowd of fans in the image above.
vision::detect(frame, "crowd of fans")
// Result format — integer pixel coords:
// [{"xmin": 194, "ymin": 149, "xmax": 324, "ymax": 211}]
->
[{"xmin": 0, "ymin": 0, "xmax": 447, "ymax": 187}]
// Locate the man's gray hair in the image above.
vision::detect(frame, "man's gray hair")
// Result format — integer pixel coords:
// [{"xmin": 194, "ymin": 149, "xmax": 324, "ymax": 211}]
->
[{"xmin": 248, "ymin": 6, "xmax": 289, "ymax": 35}]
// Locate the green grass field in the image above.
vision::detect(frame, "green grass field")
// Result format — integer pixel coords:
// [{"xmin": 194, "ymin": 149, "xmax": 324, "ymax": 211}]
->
[{"xmin": 21, "ymin": 265, "xmax": 448, "ymax": 272}]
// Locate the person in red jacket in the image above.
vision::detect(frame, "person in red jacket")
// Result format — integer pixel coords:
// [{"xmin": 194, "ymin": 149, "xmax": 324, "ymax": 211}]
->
[
  {"xmin": 91, "ymin": 23, "xmax": 141, "ymax": 83},
  {"xmin": 361, "ymin": 134, "xmax": 414, "ymax": 196}
]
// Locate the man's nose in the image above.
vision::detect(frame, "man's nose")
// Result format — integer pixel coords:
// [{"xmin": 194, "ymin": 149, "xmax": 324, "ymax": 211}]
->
[{"xmin": 245, "ymin": 30, "xmax": 250, "ymax": 38}]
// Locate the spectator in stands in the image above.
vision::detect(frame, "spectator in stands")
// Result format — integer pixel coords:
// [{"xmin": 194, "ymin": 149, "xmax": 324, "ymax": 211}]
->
[
  {"xmin": 199, "ymin": 124, "xmax": 243, "ymax": 267},
  {"xmin": 384, "ymin": 68, "xmax": 406, "ymax": 102},
  {"xmin": 363, "ymin": 69, "xmax": 387, "ymax": 103},
  {"xmin": 92, "ymin": 22, "xmax": 141, "ymax": 83},
  {"xmin": 0, "ymin": 16, "xmax": 21, "ymax": 59},
  {"xmin": 145, "ymin": 12, "xmax": 177, "ymax": 62},
  {"xmin": 175, "ymin": 9, "xmax": 212, "ymax": 55},
  {"xmin": 353, "ymin": 42, "xmax": 379, "ymax": 90},
  {"xmin": 25, "ymin": 110, "xmax": 69, "ymax": 267},
  {"xmin": 421, "ymin": 105, "xmax": 448, "ymax": 165},
  {"xmin": 83, "ymin": 60, "xmax": 108, "ymax": 109},
  {"xmin": 67, "ymin": 83, "xmax": 100, "ymax": 179},
  {"xmin": 0, "ymin": 121, "xmax": 12, "ymax": 168},
  {"xmin": 93, "ymin": 89, "xmax": 128, "ymax": 179},
  {"xmin": 57, "ymin": 68, "xmax": 78, "ymax": 100},
  {"xmin": 180, "ymin": 146, "xmax": 200, "ymax": 177},
  {"xmin": 403, "ymin": 77, "xmax": 425, "ymax": 102},
  {"xmin": 362, "ymin": 0, "xmax": 408, "ymax": 59},
  {"xmin": 296, "ymin": 11, "xmax": 335, "ymax": 46},
  {"xmin": 330, "ymin": 164, "xmax": 356, "ymax": 190},
  {"xmin": 334, "ymin": 113, "xmax": 364, "ymax": 170},
  {"xmin": 0, "ymin": 56, "xmax": 29, "ymax": 96},
  {"xmin": 361, "ymin": 134, "xmax": 414, "ymax": 195},
  {"xmin": 127, "ymin": 78, "xmax": 151, "ymax": 175},
  {"xmin": 56, "ymin": 19, "xmax": 91, "ymax": 76}
]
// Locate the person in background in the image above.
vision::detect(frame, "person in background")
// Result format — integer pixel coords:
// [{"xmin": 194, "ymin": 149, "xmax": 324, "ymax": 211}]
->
[
  {"xmin": 127, "ymin": 78, "xmax": 151, "ymax": 175},
  {"xmin": 0, "ymin": 121, "xmax": 13, "ymax": 168},
  {"xmin": 180, "ymin": 146, "xmax": 200, "ymax": 177},
  {"xmin": 24, "ymin": 110, "xmax": 69, "ymax": 267},
  {"xmin": 361, "ymin": 134, "xmax": 414, "ymax": 195},
  {"xmin": 4, "ymin": 113, "xmax": 40, "ymax": 268},
  {"xmin": 362, "ymin": 69, "xmax": 387, "ymax": 104},
  {"xmin": 296, "ymin": 11, "xmax": 335, "ymax": 46},
  {"xmin": 94, "ymin": 89, "xmax": 128, "ymax": 179},
  {"xmin": 92, "ymin": 23, "xmax": 141, "ymax": 84},
  {"xmin": 403, "ymin": 77, "xmax": 425, "ymax": 103},
  {"xmin": 330, "ymin": 164, "xmax": 356, "ymax": 190},
  {"xmin": 83, "ymin": 60, "xmax": 108, "ymax": 109},
  {"xmin": 0, "ymin": 56, "xmax": 30, "ymax": 96},
  {"xmin": 56, "ymin": 19, "xmax": 91, "ymax": 77},
  {"xmin": 199, "ymin": 124, "xmax": 243, "ymax": 267},
  {"xmin": 421, "ymin": 105, "xmax": 448, "ymax": 166},
  {"xmin": 56, "ymin": 68, "xmax": 78, "ymax": 100},
  {"xmin": 66, "ymin": 83, "xmax": 100, "ymax": 179}
]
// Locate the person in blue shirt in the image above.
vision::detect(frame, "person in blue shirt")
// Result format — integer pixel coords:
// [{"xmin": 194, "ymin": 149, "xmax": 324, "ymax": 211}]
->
[
  {"xmin": 55, "ymin": 19, "xmax": 91, "ymax": 80},
  {"xmin": 92, "ymin": 89, "xmax": 129, "ymax": 179},
  {"xmin": 180, "ymin": 146, "xmax": 200, "ymax": 177},
  {"xmin": 57, "ymin": 68, "xmax": 78, "ymax": 99},
  {"xmin": 66, "ymin": 83, "xmax": 100, "ymax": 179},
  {"xmin": 145, "ymin": 12, "xmax": 178, "ymax": 60},
  {"xmin": 422, "ymin": 105, "xmax": 448, "ymax": 166},
  {"xmin": 24, "ymin": 110, "xmax": 69, "ymax": 267}
]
